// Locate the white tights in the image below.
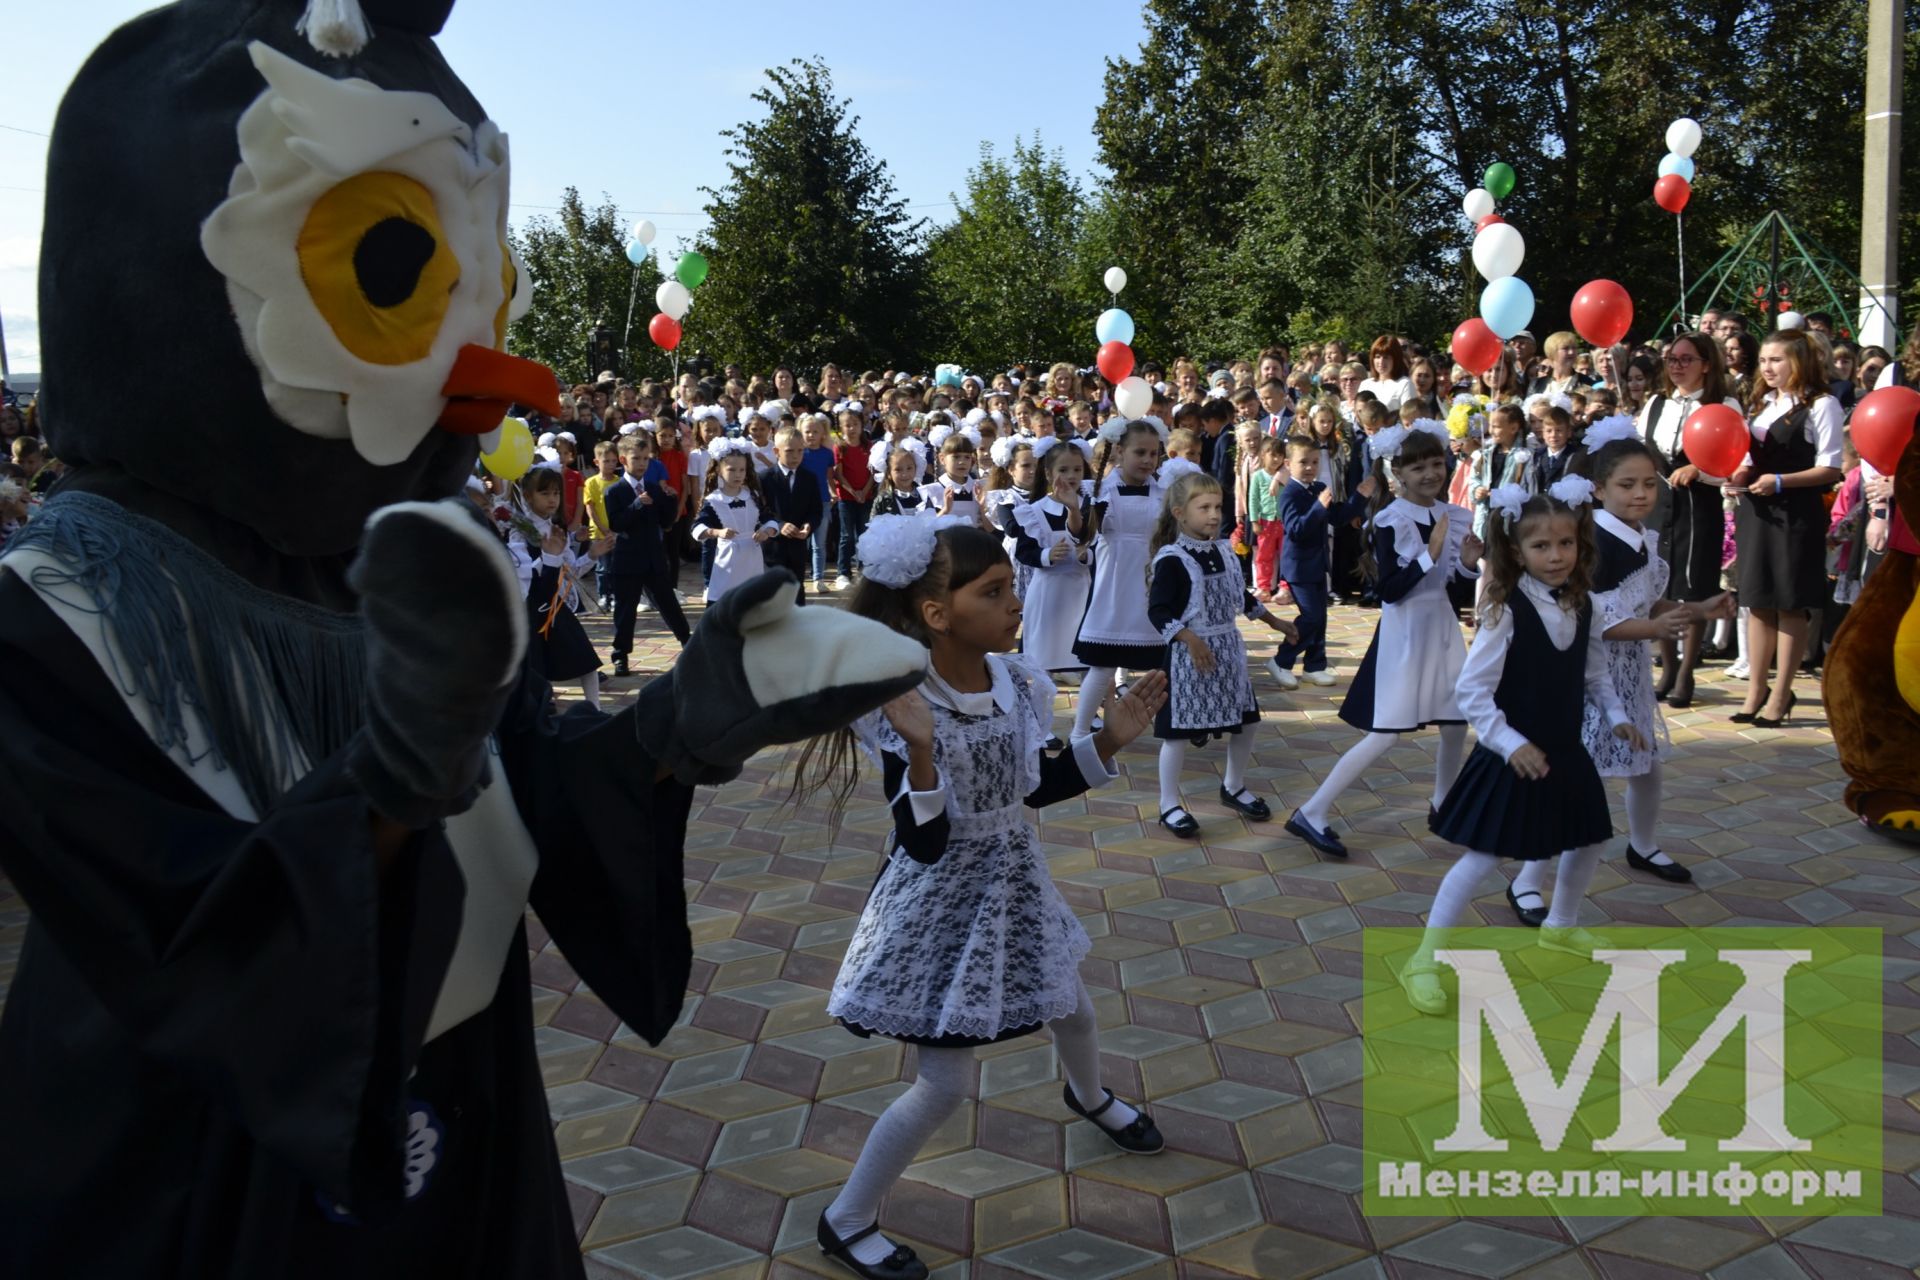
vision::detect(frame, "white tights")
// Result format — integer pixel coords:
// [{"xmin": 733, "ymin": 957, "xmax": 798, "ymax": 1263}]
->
[
  {"xmin": 1422, "ymin": 841, "xmax": 1608, "ymax": 955},
  {"xmin": 1073, "ymin": 667, "xmax": 1116, "ymax": 738},
  {"xmin": 579, "ymin": 670, "xmax": 601, "ymax": 712},
  {"xmin": 1158, "ymin": 731, "xmax": 1257, "ymax": 815},
  {"xmin": 1297, "ymin": 725, "xmax": 1466, "ymax": 830},
  {"xmin": 1511, "ymin": 763, "xmax": 1669, "ymax": 899},
  {"xmin": 824, "ymin": 982, "xmax": 1127, "ymax": 1265}
]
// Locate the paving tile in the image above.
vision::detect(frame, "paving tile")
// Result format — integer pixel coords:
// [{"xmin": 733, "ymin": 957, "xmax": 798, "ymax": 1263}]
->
[
  {"xmin": 1166, "ymin": 1171, "xmax": 1262, "ymax": 1253},
  {"xmin": 563, "ymin": 1148, "xmax": 696, "ymax": 1195},
  {"xmin": 1386, "ymin": 1221, "xmax": 1569, "ymax": 1277},
  {"xmin": 594, "ymin": 1226, "xmax": 760, "ymax": 1280},
  {"xmin": 985, "ymin": 1227, "xmax": 1166, "ymax": 1280},
  {"xmin": 1787, "ymin": 1218, "xmax": 1920, "ymax": 1267},
  {"xmin": 709, "ymin": 1104, "xmax": 810, "ymax": 1166},
  {"xmin": 1257, "ymin": 1141, "xmax": 1366, "ymax": 1193},
  {"xmin": 1159, "ymin": 1080, "xmax": 1297, "ymax": 1122},
  {"xmin": 903, "ymin": 1149, "xmax": 1054, "ymax": 1197}
]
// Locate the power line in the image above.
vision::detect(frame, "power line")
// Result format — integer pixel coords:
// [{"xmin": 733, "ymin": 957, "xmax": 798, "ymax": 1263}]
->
[{"xmin": 0, "ymin": 123, "xmax": 49, "ymax": 137}]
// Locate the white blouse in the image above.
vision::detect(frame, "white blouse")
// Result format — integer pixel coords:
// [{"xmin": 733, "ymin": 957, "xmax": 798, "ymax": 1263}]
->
[
  {"xmin": 1456, "ymin": 573, "xmax": 1626, "ymax": 761},
  {"xmin": 1637, "ymin": 390, "xmax": 1742, "ymax": 462},
  {"xmin": 1359, "ymin": 376, "xmax": 1416, "ymax": 412},
  {"xmin": 1745, "ymin": 393, "xmax": 1845, "ymax": 471}
]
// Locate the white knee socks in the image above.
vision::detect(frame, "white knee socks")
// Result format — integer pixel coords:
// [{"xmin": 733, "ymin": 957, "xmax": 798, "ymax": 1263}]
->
[
  {"xmin": 1422, "ymin": 850, "xmax": 1503, "ymax": 938},
  {"xmin": 1073, "ymin": 666, "xmax": 1116, "ymax": 738},
  {"xmin": 1298, "ymin": 731, "xmax": 1397, "ymax": 829},
  {"xmin": 1223, "ymin": 729, "xmax": 1256, "ymax": 798},
  {"xmin": 580, "ymin": 669, "xmax": 601, "ymax": 712},
  {"xmin": 1052, "ymin": 981, "xmax": 1139, "ymax": 1129},
  {"xmin": 1544, "ymin": 842, "xmax": 1606, "ymax": 928},
  {"xmin": 1625, "ymin": 763, "xmax": 1670, "ymax": 862},
  {"xmin": 1158, "ymin": 738, "xmax": 1188, "ymax": 815},
  {"xmin": 825, "ymin": 1044, "xmax": 973, "ymax": 1264},
  {"xmin": 1433, "ymin": 725, "xmax": 1466, "ymax": 809}
]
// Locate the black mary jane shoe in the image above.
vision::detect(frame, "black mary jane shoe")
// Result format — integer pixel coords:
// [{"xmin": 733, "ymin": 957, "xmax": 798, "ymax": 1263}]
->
[
  {"xmin": 1626, "ymin": 844, "xmax": 1694, "ymax": 883},
  {"xmin": 1063, "ymin": 1084, "xmax": 1165, "ymax": 1154},
  {"xmin": 818, "ymin": 1213, "xmax": 929, "ymax": 1280},
  {"xmin": 1159, "ymin": 806, "xmax": 1201, "ymax": 838},
  {"xmin": 1219, "ymin": 786, "xmax": 1272, "ymax": 821},
  {"xmin": 1506, "ymin": 885, "xmax": 1548, "ymax": 928},
  {"xmin": 1285, "ymin": 810, "xmax": 1348, "ymax": 858}
]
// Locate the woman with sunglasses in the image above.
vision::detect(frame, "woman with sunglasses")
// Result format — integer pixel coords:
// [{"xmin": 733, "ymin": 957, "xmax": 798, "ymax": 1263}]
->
[{"xmin": 1638, "ymin": 332, "xmax": 1742, "ymax": 705}]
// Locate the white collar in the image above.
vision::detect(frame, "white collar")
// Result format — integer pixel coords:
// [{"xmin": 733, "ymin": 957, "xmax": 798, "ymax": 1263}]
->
[
  {"xmin": 1593, "ymin": 508, "xmax": 1657, "ymax": 555},
  {"xmin": 940, "ymin": 475, "xmax": 973, "ymax": 492},
  {"xmin": 921, "ymin": 655, "xmax": 1012, "ymax": 716},
  {"xmin": 1036, "ymin": 495, "xmax": 1066, "ymax": 515},
  {"xmin": 1518, "ymin": 572, "xmax": 1570, "ymax": 612},
  {"xmin": 1386, "ymin": 496, "xmax": 1440, "ymax": 522},
  {"xmin": 1175, "ymin": 531, "xmax": 1217, "ymax": 553}
]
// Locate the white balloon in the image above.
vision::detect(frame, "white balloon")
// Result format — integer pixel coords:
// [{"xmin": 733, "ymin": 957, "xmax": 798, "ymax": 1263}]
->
[
  {"xmin": 655, "ymin": 279, "xmax": 692, "ymax": 321},
  {"xmin": 1776, "ymin": 310, "xmax": 1805, "ymax": 330},
  {"xmin": 1462, "ymin": 188, "xmax": 1495, "ymax": 222},
  {"xmin": 1665, "ymin": 117, "xmax": 1702, "ymax": 159},
  {"xmin": 1104, "ymin": 266, "xmax": 1128, "ymax": 294},
  {"xmin": 633, "ymin": 219, "xmax": 658, "ymax": 246},
  {"xmin": 1471, "ymin": 222, "xmax": 1526, "ymax": 281},
  {"xmin": 1113, "ymin": 375, "xmax": 1152, "ymax": 418}
]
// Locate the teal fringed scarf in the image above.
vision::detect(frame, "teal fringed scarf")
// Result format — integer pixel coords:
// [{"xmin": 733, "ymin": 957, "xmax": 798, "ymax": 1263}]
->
[{"xmin": 6, "ymin": 490, "xmax": 367, "ymax": 814}]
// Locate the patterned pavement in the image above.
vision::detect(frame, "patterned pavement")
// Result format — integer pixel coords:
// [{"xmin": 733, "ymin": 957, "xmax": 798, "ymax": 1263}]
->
[{"xmin": 5, "ymin": 568, "xmax": 1918, "ymax": 1280}]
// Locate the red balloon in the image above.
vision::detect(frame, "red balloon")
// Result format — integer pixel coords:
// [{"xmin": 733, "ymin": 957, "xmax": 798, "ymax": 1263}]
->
[
  {"xmin": 649, "ymin": 313, "xmax": 682, "ymax": 351},
  {"xmin": 1570, "ymin": 279, "xmax": 1634, "ymax": 348},
  {"xmin": 1475, "ymin": 214, "xmax": 1505, "ymax": 232},
  {"xmin": 1096, "ymin": 340, "xmax": 1135, "ymax": 385},
  {"xmin": 1653, "ymin": 173, "xmax": 1692, "ymax": 214},
  {"xmin": 1681, "ymin": 403, "xmax": 1748, "ymax": 478},
  {"xmin": 1852, "ymin": 385, "xmax": 1920, "ymax": 475},
  {"xmin": 1451, "ymin": 317, "xmax": 1504, "ymax": 376}
]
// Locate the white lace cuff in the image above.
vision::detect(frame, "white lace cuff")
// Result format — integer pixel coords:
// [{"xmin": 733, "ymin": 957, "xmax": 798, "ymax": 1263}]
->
[
  {"xmin": 891, "ymin": 767, "xmax": 949, "ymax": 826},
  {"xmin": 1071, "ymin": 733, "xmax": 1118, "ymax": 785},
  {"xmin": 1157, "ymin": 617, "xmax": 1188, "ymax": 644}
]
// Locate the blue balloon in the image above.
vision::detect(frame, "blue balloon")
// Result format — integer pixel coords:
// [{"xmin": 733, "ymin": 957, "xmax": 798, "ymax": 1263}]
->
[
  {"xmin": 1480, "ymin": 276, "xmax": 1535, "ymax": 340},
  {"xmin": 1095, "ymin": 307, "xmax": 1135, "ymax": 347},
  {"xmin": 1657, "ymin": 152, "xmax": 1696, "ymax": 182},
  {"xmin": 625, "ymin": 239, "xmax": 649, "ymax": 265}
]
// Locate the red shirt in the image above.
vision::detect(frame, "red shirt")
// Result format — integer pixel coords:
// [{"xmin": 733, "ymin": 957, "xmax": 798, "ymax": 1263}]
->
[
  {"xmin": 658, "ymin": 447, "xmax": 689, "ymax": 500},
  {"xmin": 832, "ymin": 442, "xmax": 873, "ymax": 502}
]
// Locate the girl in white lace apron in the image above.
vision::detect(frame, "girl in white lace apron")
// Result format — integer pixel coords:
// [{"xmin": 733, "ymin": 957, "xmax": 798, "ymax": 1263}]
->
[
  {"xmin": 805, "ymin": 516, "xmax": 1169, "ymax": 1280},
  {"xmin": 984, "ymin": 435, "xmax": 1037, "ymax": 599},
  {"xmin": 1147, "ymin": 472, "xmax": 1296, "ymax": 838},
  {"xmin": 691, "ymin": 440, "xmax": 777, "ymax": 603},
  {"xmin": 1070, "ymin": 417, "xmax": 1169, "ymax": 738},
  {"xmin": 1503, "ymin": 425, "xmax": 1733, "ymax": 923},
  {"xmin": 1285, "ymin": 421, "xmax": 1483, "ymax": 858}
]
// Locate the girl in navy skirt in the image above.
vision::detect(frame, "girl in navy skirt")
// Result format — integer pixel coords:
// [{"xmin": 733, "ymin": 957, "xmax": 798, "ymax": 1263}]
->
[{"xmin": 1401, "ymin": 480, "xmax": 1642, "ymax": 1014}]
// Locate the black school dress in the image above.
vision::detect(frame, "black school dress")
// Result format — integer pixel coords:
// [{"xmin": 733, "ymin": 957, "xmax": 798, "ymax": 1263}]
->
[
  {"xmin": 1641, "ymin": 393, "xmax": 1732, "ymax": 603},
  {"xmin": 1430, "ymin": 589, "xmax": 1614, "ymax": 858},
  {"xmin": 1735, "ymin": 398, "xmax": 1829, "ymax": 611}
]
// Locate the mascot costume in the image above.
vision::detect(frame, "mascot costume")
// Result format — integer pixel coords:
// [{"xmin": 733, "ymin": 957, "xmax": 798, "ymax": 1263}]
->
[
  {"xmin": 1825, "ymin": 428, "xmax": 1920, "ymax": 842},
  {"xmin": 0, "ymin": 1, "xmax": 924, "ymax": 1274}
]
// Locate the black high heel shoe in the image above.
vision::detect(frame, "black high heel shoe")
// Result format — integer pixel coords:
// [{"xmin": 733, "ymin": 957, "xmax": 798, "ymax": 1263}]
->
[
  {"xmin": 1666, "ymin": 674, "xmax": 1695, "ymax": 709},
  {"xmin": 1653, "ymin": 668, "xmax": 1677, "ymax": 702},
  {"xmin": 1750, "ymin": 690, "xmax": 1797, "ymax": 729},
  {"xmin": 818, "ymin": 1213, "xmax": 929, "ymax": 1280},
  {"xmin": 1729, "ymin": 685, "xmax": 1772, "ymax": 725}
]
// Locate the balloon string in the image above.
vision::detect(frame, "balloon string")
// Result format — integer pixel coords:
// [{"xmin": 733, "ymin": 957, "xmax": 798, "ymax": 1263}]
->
[
  {"xmin": 1675, "ymin": 213, "xmax": 1688, "ymax": 332},
  {"xmin": 623, "ymin": 265, "xmax": 641, "ymax": 369}
]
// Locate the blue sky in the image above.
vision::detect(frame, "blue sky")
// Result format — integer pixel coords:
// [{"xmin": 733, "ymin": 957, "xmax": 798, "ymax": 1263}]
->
[{"xmin": 0, "ymin": 0, "xmax": 1142, "ymax": 378}]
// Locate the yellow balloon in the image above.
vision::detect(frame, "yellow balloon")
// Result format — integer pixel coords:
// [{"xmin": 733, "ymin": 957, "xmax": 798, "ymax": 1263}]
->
[{"xmin": 480, "ymin": 416, "xmax": 534, "ymax": 480}]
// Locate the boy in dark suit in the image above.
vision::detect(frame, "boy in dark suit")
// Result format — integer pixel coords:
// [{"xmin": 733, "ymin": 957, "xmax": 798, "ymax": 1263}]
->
[
  {"xmin": 1269, "ymin": 435, "xmax": 1372, "ymax": 689},
  {"xmin": 760, "ymin": 426, "xmax": 823, "ymax": 605},
  {"xmin": 1531, "ymin": 404, "xmax": 1584, "ymax": 492},
  {"xmin": 606, "ymin": 434, "xmax": 691, "ymax": 674}
]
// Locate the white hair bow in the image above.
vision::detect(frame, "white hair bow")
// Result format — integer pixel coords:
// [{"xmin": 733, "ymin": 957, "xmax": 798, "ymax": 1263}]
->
[
  {"xmin": 1549, "ymin": 474, "xmax": 1596, "ymax": 508},
  {"xmin": 1488, "ymin": 482, "xmax": 1531, "ymax": 528}
]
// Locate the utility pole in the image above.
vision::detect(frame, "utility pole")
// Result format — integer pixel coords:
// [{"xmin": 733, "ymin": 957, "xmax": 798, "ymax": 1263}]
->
[{"xmin": 1858, "ymin": 0, "xmax": 1902, "ymax": 351}]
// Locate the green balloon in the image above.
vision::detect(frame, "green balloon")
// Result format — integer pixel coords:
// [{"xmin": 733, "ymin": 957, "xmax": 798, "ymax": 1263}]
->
[
  {"xmin": 675, "ymin": 250, "xmax": 709, "ymax": 290},
  {"xmin": 1483, "ymin": 162, "xmax": 1516, "ymax": 200}
]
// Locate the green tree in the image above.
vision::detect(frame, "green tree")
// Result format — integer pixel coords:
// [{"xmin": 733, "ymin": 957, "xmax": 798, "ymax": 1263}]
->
[
  {"xmin": 691, "ymin": 58, "xmax": 927, "ymax": 373},
  {"xmin": 927, "ymin": 136, "xmax": 1096, "ymax": 371},
  {"xmin": 507, "ymin": 187, "xmax": 664, "ymax": 385}
]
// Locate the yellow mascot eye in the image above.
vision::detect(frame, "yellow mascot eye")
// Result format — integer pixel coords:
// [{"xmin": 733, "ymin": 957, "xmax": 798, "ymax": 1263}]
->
[{"xmin": 298, "ymin": 171, "xmax": 460, "ymax": 366}]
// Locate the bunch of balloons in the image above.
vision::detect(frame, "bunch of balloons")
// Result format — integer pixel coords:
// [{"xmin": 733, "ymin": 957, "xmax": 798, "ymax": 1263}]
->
[
  {"xmin": 650, "ymin": 243, "xmax": 710, "ymax": 353},
  {"xmin": 1655, "ymin": 118, "xmax": 1700, "ymax": 214},
  {"xmin": 1095, "ymin": 266, "xmax": 1153, "ymax": 418},
  {"xmin": 1454, "ymin": 160, "xmax": 1532, "ymax": 361},
  {"xmin": 624, "ymin": 219, "xmax": 656, "ymax": 265}
]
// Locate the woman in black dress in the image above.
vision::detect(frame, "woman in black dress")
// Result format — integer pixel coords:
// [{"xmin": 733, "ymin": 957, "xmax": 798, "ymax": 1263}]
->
[
  {"xmin": 1728, "ymin": 329, "xmax": 1845, "ymax": 727},
  {"xmin": 1637, "ymin": 333, "xmax": 1742, "ymax": 705}
]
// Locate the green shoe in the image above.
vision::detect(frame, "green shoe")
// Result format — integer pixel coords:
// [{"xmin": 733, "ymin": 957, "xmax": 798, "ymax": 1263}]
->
[
  {"xmin": 1538, "ymin": 926, "xmax": 1602, "ymax": 959},
  {"xmin": 1400, "ymin": 957, "xmax": 1448, "ymax": 1015}
]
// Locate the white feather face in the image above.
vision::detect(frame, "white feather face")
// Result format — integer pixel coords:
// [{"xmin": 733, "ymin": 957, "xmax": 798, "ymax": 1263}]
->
[{"xmin": 201, "ymin": 42, "xmax": 530, "ymax": 466}]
